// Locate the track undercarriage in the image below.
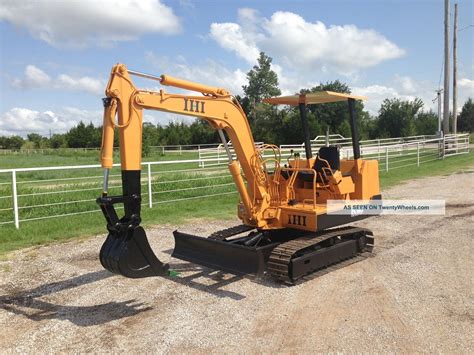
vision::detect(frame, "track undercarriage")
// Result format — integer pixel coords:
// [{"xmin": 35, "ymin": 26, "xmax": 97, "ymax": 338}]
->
[{"xmin": 172, "ymin": 225, "xmax": 374, "ymax": 284}]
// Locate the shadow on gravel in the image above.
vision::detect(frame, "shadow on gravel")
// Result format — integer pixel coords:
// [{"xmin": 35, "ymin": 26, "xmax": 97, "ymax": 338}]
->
[
  {"xmin": 0, "ymin": 270, "xmax": 152, "ymax": 326},
  {"xmin": 168, "ymin": 262, "xmax": 247, "ymax": 300},
  {"xmin": 165, "ymin": 261, "xmax": 289, "ymax": 300}
]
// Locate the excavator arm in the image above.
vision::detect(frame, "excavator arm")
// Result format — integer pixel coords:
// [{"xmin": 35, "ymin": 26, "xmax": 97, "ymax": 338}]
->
[
  {"xmin": 101, "ymin": 63, "xmax": 270, "ymax": 224},
  {"xmin": 96, "ymin": 63, "xmax": 272, "ymax": 277}
]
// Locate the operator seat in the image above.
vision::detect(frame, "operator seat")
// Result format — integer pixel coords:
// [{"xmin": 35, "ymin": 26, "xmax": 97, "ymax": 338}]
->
[
  {"xmin": 295, "ymin": 145, "xmax": 340, "ymax": 183},
  {"xmin": 313, "ymin": 146, "xmax": 340, "ymax": 183}
]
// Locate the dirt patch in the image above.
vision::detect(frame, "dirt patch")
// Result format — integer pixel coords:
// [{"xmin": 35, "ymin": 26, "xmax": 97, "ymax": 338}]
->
[{"xmin": 1, "ymin": 169, "xmax": 473, "ymax": 352}]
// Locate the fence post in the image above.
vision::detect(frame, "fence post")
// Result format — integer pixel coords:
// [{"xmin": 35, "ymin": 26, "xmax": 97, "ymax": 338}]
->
[
  {"xmin": 385, "ymin": 147, "xmax": 389, "ymax": 172},
  {"xmin": 12, "ymin": 170, "xmax": 19, "ymax": 229},
  {"xmin": 442, "ymin": 135, "xmax": 446, "ymax": 159},
  {"xmin": 179, "ymin": 145, "xmax": 182, "ymax": 155},
  {"xmin": 378, "ymin": 139, "xmax": 381, "ymax": 160},
  {"xmin": 417, "ymin": 142, "xmax": 420, "ymax": 167},
  {"xmin": 147, "ymin": 163, "xmax": 153, "ymax": 208}
]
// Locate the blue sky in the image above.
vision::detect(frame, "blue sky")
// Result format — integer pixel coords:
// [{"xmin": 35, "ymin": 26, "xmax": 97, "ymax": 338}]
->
[{"xmin": 0, "ymin": 0, "xmax": 473, "ymax": 136}]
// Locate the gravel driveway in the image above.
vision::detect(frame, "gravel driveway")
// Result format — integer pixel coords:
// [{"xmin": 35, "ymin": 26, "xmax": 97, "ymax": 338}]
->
[{"xmin": 1, "ymin": 168, "xmax": 473, "ymax": 353}]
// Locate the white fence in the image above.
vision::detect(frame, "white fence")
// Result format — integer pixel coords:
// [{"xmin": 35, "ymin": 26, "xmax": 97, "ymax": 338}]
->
[
  {"xmin": 279, "ymin": 133, "xmax": 470, "ymax": 169},
  {"xmin": 0, "ymin": 134, "xmax": 470, "ymax": 229},
  {"xmin": 0, "ymin": 158, "xmax": 233, "ymax": 229},
  {"xmin": 198, "ymin": 141, "xmax": 264, "ymax": 167},
  {"xmin": 279, "ymin": 134, "xmax": 441, "ymax": 157}
]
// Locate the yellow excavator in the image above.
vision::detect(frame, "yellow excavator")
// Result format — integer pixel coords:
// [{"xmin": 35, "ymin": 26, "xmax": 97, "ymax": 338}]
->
[{"xmin": 96, "ymin": 63, "xmax": 381, "ymax": 283}]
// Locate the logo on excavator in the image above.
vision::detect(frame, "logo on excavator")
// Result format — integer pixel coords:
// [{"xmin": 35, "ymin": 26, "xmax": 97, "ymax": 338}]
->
[
  {"xmin": 288, "ymin": 214, "xmax": 307, "ymax": 226},
  {"xmin": 183, "ymin": 99, "xmax": 205, "ymax": 113}
]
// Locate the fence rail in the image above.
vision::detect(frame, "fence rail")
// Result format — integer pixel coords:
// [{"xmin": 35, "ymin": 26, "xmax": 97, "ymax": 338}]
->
[
  {"xmin": 0, "ymin": 143, "xmax": 221, "ymax": 155},
  {"xmin": 0, "ymin": 134, "xmax": 469, "ymax": 229}
]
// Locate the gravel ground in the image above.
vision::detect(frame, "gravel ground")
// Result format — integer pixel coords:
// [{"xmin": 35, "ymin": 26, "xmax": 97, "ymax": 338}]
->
[{"xmin": 1, "ymin": 169, "xmax": 473, "ymax": 353}]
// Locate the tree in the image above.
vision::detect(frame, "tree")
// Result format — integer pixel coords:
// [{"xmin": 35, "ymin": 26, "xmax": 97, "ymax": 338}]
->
[
  {"xmin": 27, "ymin": 133, "xmax": 43, "ymax": 148},
  {"xmin": 414, "ymin": 111, "xmax": 438, "ymax": 135},
  {"xmin": 304, "ymin": 81, "xmax": 356, "ymax": 138},
  {"xmin": 458, "ymin": 98, "xmax": 474, "ymax": 132},
  {"xmin": 239, "ymin": 52, "xmax": 282, "ymax": 142},
  {"xmin": 66, "ymin": 121, "xmax": 101, "ymax": 148},
  {"xmin": 4, "ymin": 136, "xmax": 24, "ymax": 150},
  {"xmin": 189, "ymin": 120, "xmax": 219, "ymax": 145},
  {"xmin": 50, "ymin": 134, "xmax": 67, "ymax": 148},
  {"xmin": 242, "ymin": 52, "xmax": 281, "ymax": 109},
  {"xmin": 377, "ymin": 98, "xmax": 424, "ymax": 137}
]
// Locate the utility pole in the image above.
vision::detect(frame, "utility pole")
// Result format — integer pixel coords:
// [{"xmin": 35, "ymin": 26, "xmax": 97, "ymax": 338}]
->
[
  {"xmin": 452, "ymin": 2, "xmax": 458, "ymax": 134},
  {"xmin": 443, "ymin": 0, "xmax": 450, "ymax": 134},
  {"xmin": 434, "ymin": 89, "xmax": 443, "ymax": 135}
]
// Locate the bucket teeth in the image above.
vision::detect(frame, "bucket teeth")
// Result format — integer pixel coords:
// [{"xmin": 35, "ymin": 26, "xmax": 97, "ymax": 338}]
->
[{"xmin": 100, "ymin": 226, "xmax": 169, "ymax": 278}]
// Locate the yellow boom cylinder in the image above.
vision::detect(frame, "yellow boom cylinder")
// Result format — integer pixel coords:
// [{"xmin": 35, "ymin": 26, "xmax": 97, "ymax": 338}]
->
[
  {"xmin": 160, "ymin": 74, "xmax": 230, "ymax": 97},
  {"xmin": 100, "ymin": 98, "xmax": 117, "ymax": 169},
  {"xmin": 228, "ymin": 161, "xmax": 253, "ymax": 219}
]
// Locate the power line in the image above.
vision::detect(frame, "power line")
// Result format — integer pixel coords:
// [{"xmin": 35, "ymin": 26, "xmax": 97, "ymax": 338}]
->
[{"xmin": 459, "ymin": 24, "xmax": 473, "ymax": 31}]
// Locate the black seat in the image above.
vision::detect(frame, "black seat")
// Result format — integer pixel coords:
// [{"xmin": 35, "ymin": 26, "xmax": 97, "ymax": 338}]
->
[
  {"xmin": 314, "ymin": 146, "xmax": 340, "ymax": 172},
  {"xmin": 313, "ymin": 146, "xmax": 340, "ymax": 183},
  {"xmin": 297, "ymin": 146, "xmax": 340, "ymax": 184}
]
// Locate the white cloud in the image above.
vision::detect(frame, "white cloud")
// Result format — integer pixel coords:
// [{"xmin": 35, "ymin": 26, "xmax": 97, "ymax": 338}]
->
[
  {"xmin": 352, "ymin": 85, "xmax": 417, "ymax": 115},
  {"xmin": 394, "ymin": 75, "xmax": 417, "ymax": 94},
  {"xmin": 0, "ymin": 107, "xmax": 102, "ymax": 136},
  {"xmin": 0, "ymin": 105, "xmax": 185, "ymax": 136},
  {"xmin": 12, "ymin": 65, "xmax": 51, "ymax": 88},
  {"xmin": 12, "ymin": 65, "xmax": 104, "ymax": 95},
  {"xmin": 210, "ymin": 22, "xmax": 260, "ymax": 64},
  {"xmin": 178, "ymin": 0, "xmax": 195, "ymax": 10},
  {"xmin": 459, "ymin": 78, "xmax": 474, "ymax": 92},
  {"xmin": 354, "ymin": 75, "xmax": 474, "ymax": 116},
  {"xmin": 209, "ymin": 9, "xmax": 405, "ymax": 75},
  {"xmin": 0, "ymin": 0, "xmax": 180, "ymax": 48},
  {"xmin": 56, "ymin": 74, "xmax": 103, "ymax": 95}
]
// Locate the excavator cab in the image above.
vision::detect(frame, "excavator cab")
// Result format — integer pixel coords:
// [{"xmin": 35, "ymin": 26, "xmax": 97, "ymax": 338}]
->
[{"xmin": 96, "ymin": 64, "xmax": 380, "ymax": 283}]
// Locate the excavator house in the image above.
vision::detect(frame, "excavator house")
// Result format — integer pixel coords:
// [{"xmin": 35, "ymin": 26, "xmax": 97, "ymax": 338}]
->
[{"xmin": 96, "ymin": 64, "xmax": 381, "ymax": 283}]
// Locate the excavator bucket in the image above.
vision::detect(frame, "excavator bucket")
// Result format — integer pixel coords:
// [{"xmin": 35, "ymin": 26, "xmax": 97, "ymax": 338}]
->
[
  {"xmin": 97, "ymin": 192, "xmax": 169, "ymax": 278},
  {"xmin": 100, "ymin": 226, "xmax": 169, "ymax": 278}
]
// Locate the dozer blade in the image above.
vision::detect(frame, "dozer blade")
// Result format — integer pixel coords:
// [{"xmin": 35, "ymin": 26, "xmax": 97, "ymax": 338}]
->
[
  {"xmin": 172, "ymin": 231, "xmax": 277, "ymax": 276},
  {"xmin": 100, "ymin": 226, "xmax": 169, "ymax": 278}
]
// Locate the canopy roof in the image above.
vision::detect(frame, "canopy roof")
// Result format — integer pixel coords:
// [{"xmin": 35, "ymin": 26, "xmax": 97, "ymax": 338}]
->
[{"xmin": 263, "ymin": 91, "xmax": 367, "ymax": 106}]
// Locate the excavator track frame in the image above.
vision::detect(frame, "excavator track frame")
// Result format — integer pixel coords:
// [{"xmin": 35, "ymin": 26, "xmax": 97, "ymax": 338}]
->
[{"xmin": 267, "ymin": 226, "xmax": 374, "ymax": 284}]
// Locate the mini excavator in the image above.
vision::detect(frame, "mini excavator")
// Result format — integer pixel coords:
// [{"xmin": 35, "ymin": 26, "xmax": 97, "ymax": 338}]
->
[{"xmin": 96, "ymin": 64, "xmax": 381, "ymax": 283}]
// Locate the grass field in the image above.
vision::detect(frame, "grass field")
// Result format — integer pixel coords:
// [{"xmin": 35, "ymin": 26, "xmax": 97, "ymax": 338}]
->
[
  {"xmin": 0, "ymin": 148, "xmax": 472, "ymax": 256},
  {"xmin": 0, "ymin": 148, "xmax": 199, "ymax": 169}
]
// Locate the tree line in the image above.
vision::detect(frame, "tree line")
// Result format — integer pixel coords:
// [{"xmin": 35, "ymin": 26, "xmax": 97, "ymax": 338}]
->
[{"xmin": 1, "ymin": 53, "xmax": 472, "ymax": 151}]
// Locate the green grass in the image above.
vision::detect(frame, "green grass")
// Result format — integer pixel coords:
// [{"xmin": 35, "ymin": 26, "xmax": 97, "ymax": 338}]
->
[
  {"xmin": 380, "ymin": 150, "xmax": 473, "ymax": 188},
  {"xmin": 0, "ymin": 149, "xmax": 472, "ymax": 256},
  {"xmin": 0, "ymin": 193, "xmax": 238, "ymax": 255},
  {"xmin": 0, "ymin": 149, "xmax": 199, "ymax": 170}
]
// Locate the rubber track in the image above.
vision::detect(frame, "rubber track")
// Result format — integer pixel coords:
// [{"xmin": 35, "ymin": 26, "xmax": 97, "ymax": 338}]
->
[
  {"xmin": 267, "ymin": 226, "xmax": 373, "ymax": 284},
  {"xmin": 208, "ymin": 224, "xmax": 256, "ymax": 241}
]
